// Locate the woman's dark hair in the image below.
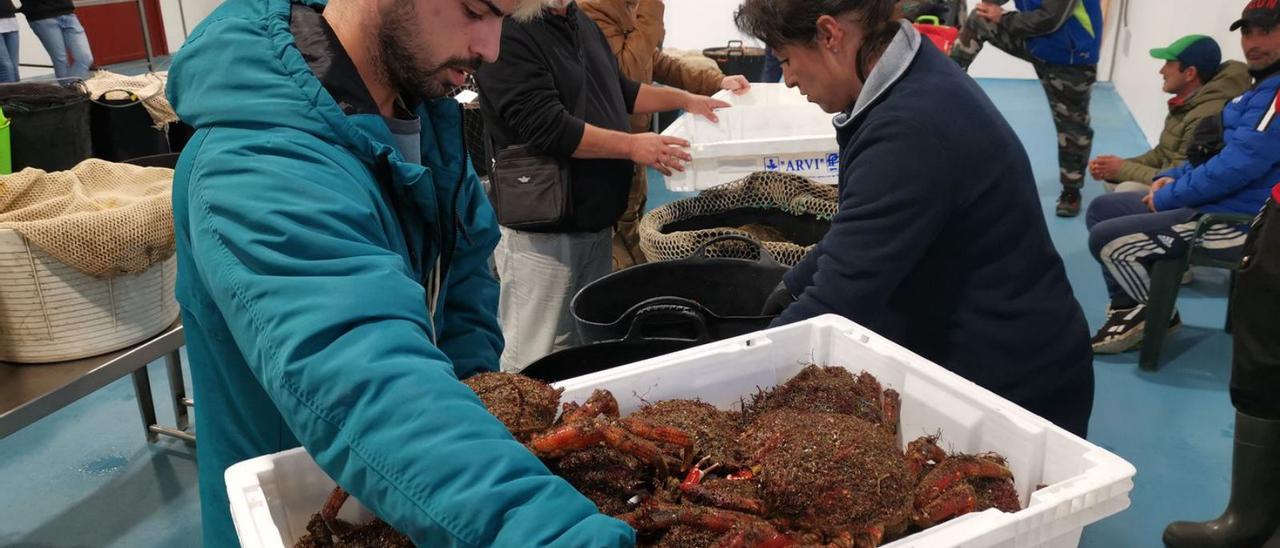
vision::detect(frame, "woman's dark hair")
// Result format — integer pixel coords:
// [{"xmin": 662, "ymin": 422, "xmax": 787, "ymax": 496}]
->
[{"xmin": 735, "ymin": 0, "xmax": 898, "ymax": 82}]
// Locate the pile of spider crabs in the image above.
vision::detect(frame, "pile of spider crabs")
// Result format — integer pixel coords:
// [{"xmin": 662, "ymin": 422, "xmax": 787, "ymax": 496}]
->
[{"xmin": 297, "ymin": 365, "xmax": 1022, "ymax": 548}]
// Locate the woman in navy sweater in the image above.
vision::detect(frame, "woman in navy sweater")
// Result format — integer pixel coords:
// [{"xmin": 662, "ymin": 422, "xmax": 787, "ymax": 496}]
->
[{"xmin": 741, "ymin": 0, "xmax": 1094, "ymax": 436}]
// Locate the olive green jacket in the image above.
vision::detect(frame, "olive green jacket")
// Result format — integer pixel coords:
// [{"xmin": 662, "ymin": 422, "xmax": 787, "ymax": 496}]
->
[{"xmin": 1117, "ymin": 61, "xmax": 1253, "ymax": 183}]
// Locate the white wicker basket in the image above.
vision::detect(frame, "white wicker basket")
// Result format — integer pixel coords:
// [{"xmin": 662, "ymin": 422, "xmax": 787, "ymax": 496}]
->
[{"xmin": 0, "ymin": 228, "xmax": 180, "ymax": 364}]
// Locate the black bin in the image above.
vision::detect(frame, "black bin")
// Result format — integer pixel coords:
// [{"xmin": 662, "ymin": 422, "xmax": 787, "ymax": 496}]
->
[
  {"xmin": 521, "ymin": 308, "xmax": 709, "ymax": 383},
  {"xmin": 571, "ymin": 235, "xmax": 786, "ymax": 344},
  {"xmin": 0, "ymin": 83, "xmax": 92, "ymax": 172},
  {"xmin": 167, "ymin": 121, "xmax": 196, "ymax": 153},
  {"xmin": 90, "ymin": 90, "xmax": 170, "ymax": 162},
  {"xmin": 702, "ymin": 41, "xmax": 768, "ymax": 83}
]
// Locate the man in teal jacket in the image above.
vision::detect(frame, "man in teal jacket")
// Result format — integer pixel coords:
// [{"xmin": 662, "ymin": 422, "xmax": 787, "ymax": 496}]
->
[{"xmin": 166, "ymin": 0, "xmax": 636, "ymax": 546}]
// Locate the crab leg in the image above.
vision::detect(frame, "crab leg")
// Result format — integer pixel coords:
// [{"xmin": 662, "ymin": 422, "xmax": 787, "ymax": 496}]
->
[
  {"xmin": 904, "ymin": 435, "xmax": 947, "ymax": 478},
  {"xmin": 528, "ymin": 416, "xmax": 689, "ymax": 477},
  {"xmin": 913, "ymin": 484, "xmax": 978, "ymax": 528},
  {"xmin": 320, "ymin": 486, "xmax": 352, "ymax": 536},
  {"xmin": 560, "ymin": 389, "xmax": 620, "ymax": 423},
  {"xmin": 915, "ymin": 456, "xmax": 1013, "ymax": 508},
  {"xmin": 682, "ymin": 483, "xmax": 767, "ymax": 515},
  {"xmin": 881, "ymin": 389, "xmax": 901, "ymax": 438}
]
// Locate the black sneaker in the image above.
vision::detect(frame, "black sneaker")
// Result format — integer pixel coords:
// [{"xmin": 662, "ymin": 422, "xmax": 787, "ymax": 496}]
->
[
  {"xmin": 1056, "ymin": 188, "xmax": 1082, "ymax": 217},
  {"xmin": 1091, "ymin": 304, "xmax": 1182, "ymax": 354}
]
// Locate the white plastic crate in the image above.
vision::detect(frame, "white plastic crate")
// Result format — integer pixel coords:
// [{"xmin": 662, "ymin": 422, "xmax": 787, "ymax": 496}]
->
[
  {"xmin": 663, "ymin": 83, "xmax": 839, "ymax": 192},
  {"xmin": 227, "ymin": 314, "xmax": 1135, "ymax": 548}
]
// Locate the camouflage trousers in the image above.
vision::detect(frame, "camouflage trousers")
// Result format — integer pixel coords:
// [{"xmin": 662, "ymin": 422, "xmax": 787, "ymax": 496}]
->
[{"xmin": 951, "ymin": 10, "xmax": 1096, "ymax": 190}]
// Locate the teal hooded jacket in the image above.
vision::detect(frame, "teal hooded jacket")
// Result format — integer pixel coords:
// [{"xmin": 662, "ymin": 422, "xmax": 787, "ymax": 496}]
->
[{"xmin": 166, "ymin": 0, "xmax": 635, "ymax": 546}]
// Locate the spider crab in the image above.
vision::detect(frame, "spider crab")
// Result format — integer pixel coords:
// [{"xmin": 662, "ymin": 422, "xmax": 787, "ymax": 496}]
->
[{"xmin": 623, "ymin": 366, "xmax": 1017, "ymax": 548}]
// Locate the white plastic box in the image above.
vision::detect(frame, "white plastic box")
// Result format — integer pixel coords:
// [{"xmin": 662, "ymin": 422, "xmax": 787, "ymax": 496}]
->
[
  {"xmin": 226, "ymin": 315, "xmax": 1136, "ymax": 548},
  {"xmin": 662, "ymin": 83, "xmax": 840, "ymax": 192}
]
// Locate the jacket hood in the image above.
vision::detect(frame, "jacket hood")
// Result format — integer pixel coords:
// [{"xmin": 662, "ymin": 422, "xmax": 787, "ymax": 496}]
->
[{"xmin": 1187, "ymin": 61, "xmax": 1253, "ymax": 111}]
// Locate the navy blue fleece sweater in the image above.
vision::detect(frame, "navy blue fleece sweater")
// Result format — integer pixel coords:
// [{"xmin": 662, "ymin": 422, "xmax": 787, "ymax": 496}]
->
[{"xmin": 775, "ymin": 27, "xmax": 1094, "ymax": 436}]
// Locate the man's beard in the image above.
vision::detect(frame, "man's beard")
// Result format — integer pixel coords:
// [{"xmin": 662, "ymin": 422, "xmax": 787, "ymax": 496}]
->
[{"xmin": 376, "ymin": 0, "xmax": 482, "ymax": 100}]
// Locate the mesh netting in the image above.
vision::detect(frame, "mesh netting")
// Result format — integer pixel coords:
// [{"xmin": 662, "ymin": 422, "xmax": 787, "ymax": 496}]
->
[
  {"xmin": 639, "ymin": 171, "xmax": 837, "ymax": 266},
  {"xmin": 83, "ymin": 71, "xmax": 179, "ymax": 126},
  {"xmin": 0, "ymin": 159, "xmax": 175, "ymax": 278}
]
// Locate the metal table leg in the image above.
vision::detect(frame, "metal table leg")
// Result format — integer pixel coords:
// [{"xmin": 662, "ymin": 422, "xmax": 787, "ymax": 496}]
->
[
  {"xmin": 164, "ymin": 350, "xmax": 189, "ymax": 431},
  {"xmin": 130, "ymin": 368, "xmax": 159, "ymax": 443}
]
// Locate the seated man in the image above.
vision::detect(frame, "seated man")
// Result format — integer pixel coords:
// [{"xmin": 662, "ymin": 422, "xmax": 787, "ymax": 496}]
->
[
  {"xmin": 1086, "ymin": 1, "xmax": 1280, "ymax": 354},
  {"xmin": 1089, "ymin": 35, "xmax": 1250, "ymax": 194}
]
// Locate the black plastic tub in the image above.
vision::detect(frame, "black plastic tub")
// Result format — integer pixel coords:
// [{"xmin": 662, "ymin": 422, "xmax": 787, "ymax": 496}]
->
[
  {"xmin": 522, "ymin": 307, "xmax": 710, "ymax": 382},
  {"xmin": 571, "ymin": 236, "xmax": 786, "ymax": 344}
]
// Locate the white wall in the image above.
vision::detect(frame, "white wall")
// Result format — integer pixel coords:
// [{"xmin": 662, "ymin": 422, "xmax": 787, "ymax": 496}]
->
[
  {"xmin": 664, "ymin": 1, "xmax": 1062, "ymax": 80},
  {"xmin": 1106, "ymin": 0, "xmax": 1245, "ymax": 143}
]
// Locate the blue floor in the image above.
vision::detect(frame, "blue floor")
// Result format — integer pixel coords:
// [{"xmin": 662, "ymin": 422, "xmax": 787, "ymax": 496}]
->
[{"xmin": 0, "ymin": 80, "xmax": 1235, "ymax": 547}]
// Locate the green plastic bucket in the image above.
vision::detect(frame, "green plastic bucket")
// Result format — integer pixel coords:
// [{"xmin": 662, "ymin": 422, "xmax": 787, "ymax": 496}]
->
[{"xmin": 0, "ymin": 106, "xmax": 11, "ymax": 175}]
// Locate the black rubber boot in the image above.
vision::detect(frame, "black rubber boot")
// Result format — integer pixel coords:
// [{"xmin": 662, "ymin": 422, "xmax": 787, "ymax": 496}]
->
[{"xmin": 1163, "ymin": 412, "xmax": 1280, "ymax": 547}]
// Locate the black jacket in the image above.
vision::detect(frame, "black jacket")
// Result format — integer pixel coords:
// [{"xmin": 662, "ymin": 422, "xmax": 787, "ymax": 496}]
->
[
  {"xmin": 776, "ymin": 27, "xmax": 1094, "ymax": 437},
  {"xmin": 22, "ymin": 0, "xmax": 75, "ymax": 21},
  {"xmin": 476, "ymin": 3, "xmax": 640, "ymax": 233},
  {"xmin": 0, "ymin": 0, "xmax": 17, "ymax": 19}
]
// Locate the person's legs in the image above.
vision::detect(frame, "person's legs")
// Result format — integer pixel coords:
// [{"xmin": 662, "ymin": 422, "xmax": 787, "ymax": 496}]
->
[
  {"xmin": 1166, "ymin": 197, "xmax": 1280, "ymax": 548},
  {"xmin": 27, "ymin": 18, "xmax": 69, "ymax": 79},
  {"xmin": 1230, "ymin": 198, "xmax": 1280, "ymax": 420},
  {"xmin": 762, "ymin": 48, "xmax": 783, "ymax": 83},
  {"xmin": 1087, "ymin": 193, "xmax": 1201, "ymax": 305},
  {"xmin": 495, "ymin": 228, "xmax": 582, "ymax": 373},
  {"xmin": 1085, "ymin": 193, "xmax": 1208, "ymax": 353},
  {"xmin": 58, "ymin": 15, "xmax": 93, "ymax": 80},
  {"xmin": 575, "ymin": 227, "xmax": 615, "ymax": 304},
  {"xmin": 5, "ymin": 32, "xmax": 19, "ymax": 82},
  {"xmin": 950, "ymin": 9, "xmax": 1035, "ymax": 70},
  {"xmin": 1035, "ymin": 63, "xmax": 1097, "ymax": 217},
  {"xmin": 1113, "ymin": 181, "xmax": 1152, "ymax": 194},
  {"xmin": 0, "ymin": 31, "xmax": 17, "ymax": 83},
  {"xmin": 612, "ymin": 166, "xmax": 648, "ymax": 270}
]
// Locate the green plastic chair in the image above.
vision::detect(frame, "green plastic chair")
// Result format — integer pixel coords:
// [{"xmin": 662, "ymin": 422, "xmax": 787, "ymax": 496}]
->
[{"xmin": 1140, "ymin": 212, "xmax": 1256, "ymax": 371}]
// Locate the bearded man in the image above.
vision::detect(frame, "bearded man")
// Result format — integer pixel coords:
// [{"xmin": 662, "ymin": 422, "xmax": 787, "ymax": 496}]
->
[{"xmin": 165, "ymin": 0, "xmax": 637, "ymax": 545}]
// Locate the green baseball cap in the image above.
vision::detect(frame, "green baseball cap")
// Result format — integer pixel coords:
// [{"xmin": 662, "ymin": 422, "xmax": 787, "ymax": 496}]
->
[{"xmin": 1150, "ymin": 35, "xmax": 1222, "ymax": 79}]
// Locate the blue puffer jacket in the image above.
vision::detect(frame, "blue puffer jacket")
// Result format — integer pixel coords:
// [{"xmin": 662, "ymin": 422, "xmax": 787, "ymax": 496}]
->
[
  {"xmin": 1154, "ymin": 74, "xmax": 1280, "ymax": 215},
  {"xmin": 167, "ymin": 0, "xmax": 635, "ymax": 546},
  {"xmin": 1013, "ymin": 0, "xmax": 1103, "ymax": 66}
]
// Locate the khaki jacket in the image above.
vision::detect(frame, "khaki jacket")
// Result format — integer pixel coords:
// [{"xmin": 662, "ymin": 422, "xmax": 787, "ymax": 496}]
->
[
  {"xmin": 578, "ymin": 0, "xmax": 725, "ymax": 133},
  {"xmin": 1117, "ymin": 61, "xmax": 1253, "ymax": 183}
]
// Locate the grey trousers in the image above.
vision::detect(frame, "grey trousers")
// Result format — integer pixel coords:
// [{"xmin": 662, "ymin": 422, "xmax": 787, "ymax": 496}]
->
[
  {"xmin": 495, "ymin": 227, "xmax": 613, "ymax": 372},
  {"xmin": 1104, "ymin": 181, "xmax": 1154, "ymax": 194}
]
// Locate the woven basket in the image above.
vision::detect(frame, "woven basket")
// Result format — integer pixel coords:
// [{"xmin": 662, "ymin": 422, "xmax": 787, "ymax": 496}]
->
[{"xmin": 0, "ymin": 228, "xmax": 179, "ymax": 364}]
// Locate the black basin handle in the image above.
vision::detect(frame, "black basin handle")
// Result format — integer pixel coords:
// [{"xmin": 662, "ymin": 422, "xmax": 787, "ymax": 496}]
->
[
  {"xmin": 625, "ymin": 303, "xmax": 711, "ymax": 344},
  {"xmin": 690, "ymin": 234, "xmax": 783, "ymax": 269}
]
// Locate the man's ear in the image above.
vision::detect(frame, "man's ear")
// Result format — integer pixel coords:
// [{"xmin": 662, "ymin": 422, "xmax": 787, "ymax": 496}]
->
[{"xmin": 1185, "ymin": 65, "xmax": 1201, "ymax": 84}]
